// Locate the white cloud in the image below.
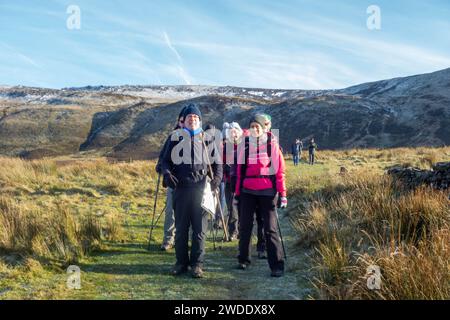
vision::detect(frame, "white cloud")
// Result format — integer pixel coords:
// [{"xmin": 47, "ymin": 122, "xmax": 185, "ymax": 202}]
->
[
  {"xmin": 174, "ymin": 39, "xmax": 368, "ymax": 89},
  {"xmin": 0, "ymin": 41, "xmax": 43, "ymax": 69},
  {"xmin": 163, "ymin": 31, "xmax": 183, "ymax": 64},
  {"xmin": 238, "ymin": 3, "xmax": 450, "ymax": 76},
  {"xmin": 162, "ymin": 31, "xmax": 192, "ymax": 85}
]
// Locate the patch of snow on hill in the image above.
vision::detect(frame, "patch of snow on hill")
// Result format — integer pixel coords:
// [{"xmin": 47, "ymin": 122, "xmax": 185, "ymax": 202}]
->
[{"xmin": 247, "ymin": 91, "xmax": 264, "ymax": 97}]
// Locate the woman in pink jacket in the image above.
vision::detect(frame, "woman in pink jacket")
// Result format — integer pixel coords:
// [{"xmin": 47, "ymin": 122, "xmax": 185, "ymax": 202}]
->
[{"xmin": 234, "ymin": 114, "xmax": 287, "ymax": 277}]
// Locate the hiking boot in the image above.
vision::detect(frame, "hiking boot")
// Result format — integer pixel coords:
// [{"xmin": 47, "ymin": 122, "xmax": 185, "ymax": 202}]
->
[
  {"xmin": 257, "ymin": 251, "xmax": 267, "ymax": 259},
  {"xmin": 160, "ymin": 243, "xmax": 173, "ymax": 251},
  {"xmin": 270, "ymin": 269, "xmax": 284, "ymax": 277},
  {"xmin": 237, "ymin": 262, "xmax": 249, "ymax": 270},
  {"xmin": 191, "ymin": 265, "xmax": 204, "ymax": 278},
  {"xmin": 171, "ymin": 264, "xmax": 188, "ymax": 276}
]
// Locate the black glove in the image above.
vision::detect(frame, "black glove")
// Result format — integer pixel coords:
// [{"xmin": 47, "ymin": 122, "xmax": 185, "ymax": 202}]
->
[
  {"xmin": 232, "ymin": 194, "xmax": 240, "ymax": 207},
  {"xmin": 155, "ymin": 162, "xmax": 162, "ymax": 175},
  {"xmin": 210, "ymin": 178, "xmax": 221, "ymax": 192},
  {"xmin": 163, "ymin": 172, "xmax": 178, "ymax": 189}
]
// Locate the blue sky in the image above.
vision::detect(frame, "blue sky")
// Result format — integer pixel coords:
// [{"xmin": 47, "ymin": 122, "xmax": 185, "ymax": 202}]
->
[{"xmin": 1, "ymin": 0, "xmax": 449, "ymax": 89}]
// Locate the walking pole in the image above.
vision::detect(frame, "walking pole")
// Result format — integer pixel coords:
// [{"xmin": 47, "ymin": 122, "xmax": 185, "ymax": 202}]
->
[
  {"xmin": 147, "ymin": 173, "xmax": 161, "ymax": 250},
  {"xmin": 201, "ymin": 137, "xmax": 229, "ymax": 242},
  {"xmin": 224, "ymin": 184, "xmax": 236, "ymax": 240},
  {"xmin": 209, "ymin": 219, "xmax": 216, "ymax": 251},
  {"xmin": 153, "ymin": 203, "xmax": 167, "ymax": 227},
  {"xmin": 215, "ymin": 191, "xmax": 229, "ymax": 242},
  {"xmin": 210, "ymin": 219, "xmax": 217, "ymax": 250},
  {"xmin": 276, "ymin": 208, "xmax": 287, "ymax": 261}
]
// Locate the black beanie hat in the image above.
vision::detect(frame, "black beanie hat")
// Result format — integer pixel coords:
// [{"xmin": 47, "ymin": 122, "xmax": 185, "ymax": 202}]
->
[
  {"xmin": 178, "ymin": 106, "xmax": 187, "ymax": 120},
  {"xmin": 249, "ymin": 114, "xmax": 266, "ymax": 128},
  {"xmin": 183, "ymin": 104, "xmax": 202, "ymax": 120}
]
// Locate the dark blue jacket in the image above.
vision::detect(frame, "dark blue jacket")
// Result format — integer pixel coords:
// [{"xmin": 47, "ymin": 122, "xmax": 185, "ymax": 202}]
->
[
  {"xmin": 161, "ymin": 129, "xmax": 222, "ymax": 189},
  {"xmin": 156, "ymin": 134, "xmax": 173, "ymax": 174},
  {"xmin": 308, "ymin": 142, "xmax": 318, "ymax": 154},
  {"xmin": 291, "ymin": 142, "xmax": 303, "ymax": 155}
]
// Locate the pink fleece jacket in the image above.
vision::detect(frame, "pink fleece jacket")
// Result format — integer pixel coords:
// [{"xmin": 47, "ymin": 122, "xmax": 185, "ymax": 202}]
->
[{"xmin": 235, "ymin": 134, "xmax": 287, "ymax": 197}]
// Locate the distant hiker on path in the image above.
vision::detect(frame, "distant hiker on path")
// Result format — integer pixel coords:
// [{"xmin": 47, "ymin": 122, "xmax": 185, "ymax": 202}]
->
[
  {"xmin": 161, "ymin": 104, "xmax": 223, "ymax": 278},
  {"xmin": 234, "ymin": 114, "xmax": 287, "ymax": 277},
  {"xmin": 308, "ymin": 138, "xmax": 318, "ymax": 165},
  {"xmin": 156, "ymin": 107, "xmax": 187, "ymax": 251},
  {"xmin": 291, "ymin": 138, "xmax": 303, "ymax": 166},
  {"xmin": 298, "ymin": 138, "xmax": 303, "ymax": 161}
]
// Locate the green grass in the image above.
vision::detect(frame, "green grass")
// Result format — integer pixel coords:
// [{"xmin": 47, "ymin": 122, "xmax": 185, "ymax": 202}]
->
[
  {"xmin": 289, "ymin": 149, "xmax": 450, "ymax": 300},
  {"xmin": 1, "ymin": 201, "xmax": 309, "ymax": 299},
  {"xmin": 0, "ymin": 157, "xmax": 312, "ymax": 300},
  {"xmin": 2, "ymin": 146, "xmax": 448, "ymax": 300}
]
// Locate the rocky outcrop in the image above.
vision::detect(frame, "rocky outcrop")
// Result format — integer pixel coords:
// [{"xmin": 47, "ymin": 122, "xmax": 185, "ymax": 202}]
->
[{"xmin": 387, "ymin": 162, "xmax": 450, "ymax": 191}]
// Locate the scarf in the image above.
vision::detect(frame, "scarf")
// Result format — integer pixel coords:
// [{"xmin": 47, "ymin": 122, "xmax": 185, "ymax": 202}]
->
[{"xmin": 183, "ymin": 127, "xmax": 203, "ymax": 137}]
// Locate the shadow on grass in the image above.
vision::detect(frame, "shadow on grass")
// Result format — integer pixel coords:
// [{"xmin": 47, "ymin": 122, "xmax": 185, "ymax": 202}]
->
[{"xmin": 78, "ymin": 262, "xmax": 172, "ymax": 275}]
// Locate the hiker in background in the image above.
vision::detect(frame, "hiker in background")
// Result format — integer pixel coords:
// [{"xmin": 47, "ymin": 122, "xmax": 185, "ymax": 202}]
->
[
  {"xmin": 291, "ymin": 138, "xmax": 301, "ymax": 166},
  {"xmin": 298, "ymin": 138, "xmax": 303, "ymax": 162},
  {"xmin": 161, "ymin": 104, "xmax": 223, "ymax": 278},
  {"xmin": 205, "ymin": 124, "xmax": 226, "ymax": 231},
  {"xmin": 222, "ymin": 121, "xmax": 243, "ymax": 241},
  {"xmin": 308, "ymin": 138, "xmax": 318, "ymax": 165},
  {"xmin": 156, "ymin": 107, "xmax": 186, "ymax": 251},
  {"xmin": 234, "ymin": 114, "xmax": 287, "ymax": 277}
]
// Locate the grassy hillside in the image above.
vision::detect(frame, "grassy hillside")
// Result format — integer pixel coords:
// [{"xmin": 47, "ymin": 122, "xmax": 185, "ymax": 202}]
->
[
  {"xmin": 289, "ymin": 147, "xmax": 450, "ymax": 299},
  {"xmin": 0, "ymin": 146, "xmax": 449, "ymax": 299},
  {"xmin": 2, "ymin": 68, "xmax": 450, "ymax": 159}
]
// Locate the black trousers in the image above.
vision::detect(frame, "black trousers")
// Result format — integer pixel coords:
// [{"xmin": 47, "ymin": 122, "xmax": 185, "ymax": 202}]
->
[
  {"xmin": 225, "ymin": 182, "xmax": 239, "ymax": 236},
  {"xmin": 238, "ymin": 192, "xmax": 284, "ymax": 271},
  {"xmin": 309, "ymin": 152, "xmax": 315, "ymax": 165},
  {"xmin": 173, "ymin": 187, "xmax": 209, "ymax": 268},
  {"xmin": 233, "ymin": 187, "xmax": 265, "ymax": 252},
  {"xmin": 255, "ymin": 208, "xmax": 266, "ymax": 252}
]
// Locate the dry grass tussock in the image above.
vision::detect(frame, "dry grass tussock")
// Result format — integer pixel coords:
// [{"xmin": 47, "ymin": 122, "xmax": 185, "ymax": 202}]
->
[
  {"xmin": 318, "ymin": 146, "xmax": 450, "ymax": 170},
  {"xmin": 0, "ymin": 157, "xmax": 154, "ymax": 265},
  {"xmin": 293, "ymin": 168, "xmax": 449, "ymax": 299}
]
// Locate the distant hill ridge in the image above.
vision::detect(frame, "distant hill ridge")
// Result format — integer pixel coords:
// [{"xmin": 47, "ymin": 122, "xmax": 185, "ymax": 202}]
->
[{"xmin": 0, "ymin": 68, "xmax": 449, "ymax": 159}]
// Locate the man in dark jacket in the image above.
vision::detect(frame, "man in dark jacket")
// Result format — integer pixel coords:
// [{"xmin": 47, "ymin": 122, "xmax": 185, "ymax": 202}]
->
[{"xmin": 161, "ymin": 104, "xmax": 222, "ymax": 278}]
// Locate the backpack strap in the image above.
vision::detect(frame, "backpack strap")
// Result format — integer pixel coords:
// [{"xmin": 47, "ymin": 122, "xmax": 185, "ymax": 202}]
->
[
  {"xmin": 239, "ymin": 136, "xmax": 250, "ymax": 193},
  {"xmin": 267, "ymin": 131, "xmax": 272, "ymax": 167},
  {"xmin": 267, "ymin": 132, "xmax": 276, "ymax": 188}
]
